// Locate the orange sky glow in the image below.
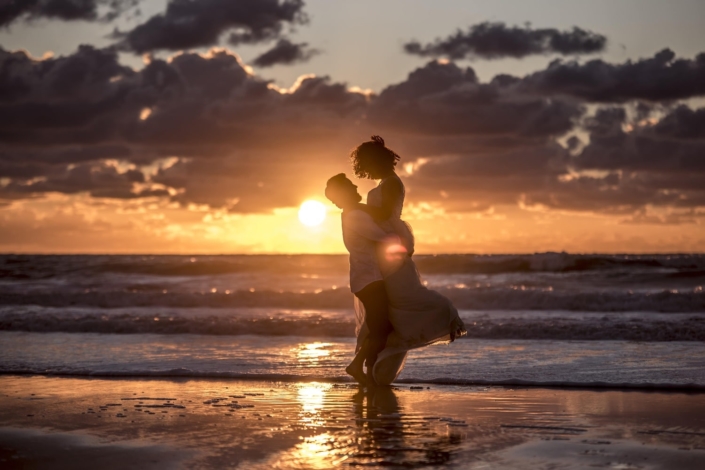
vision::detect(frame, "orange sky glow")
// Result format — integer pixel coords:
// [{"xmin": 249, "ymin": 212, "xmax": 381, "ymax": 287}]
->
[{"xmin": 1, "ymin": 1, "xmax": 704, "ymax": 254}]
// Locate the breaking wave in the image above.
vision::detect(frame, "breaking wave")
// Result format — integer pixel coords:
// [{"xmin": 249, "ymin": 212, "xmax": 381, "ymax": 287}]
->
[
  {"xmin": 2, "ymin": 308, "xmax": 704, "ymax": 341},
  {"xmin": 0, "ymin": 286, "xmax": 703, "ymax": 312}
]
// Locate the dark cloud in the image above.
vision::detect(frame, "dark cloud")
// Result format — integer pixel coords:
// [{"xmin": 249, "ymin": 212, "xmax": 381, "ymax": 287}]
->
[
  {"xmin": 1, "ymin": 40, "xmax": 704, "ymax": 221},
  {"xmin": 519, "ymin": 49, "xmax": 705, "ymax": 102},
  {"xmin": 0, "ymin": 0, "xmax": 139, "ymax": 27},
  {"xmin": 252, "ymin": 38, "xmax": 318, "ymax": 67},
  {"xmin": 404, "ymin": 22, "xmax": 606, "ymax": 60},
  {"xmin": 653, "ymin": 105, "xmax": 705, "ymax": 139},
  {"xmin": 369, "ymin": 60, "xmax": 583, "ymax": 139},
  {"xmin": 0, "ymin": 45, "xmax": 367, "ymax": 210},
  {"xmin": 574, "ymin": 106, "xmax": 705, "ymax": 174},
  {"xmin": 116, "ymin": 0, "xmax": 306, "ymax": 53},
  {"xmin": 2, "ymin": 162, "xmax": 169, "ymax": 199},
  {"xmin": 517, "ymin": 104, "xmax": 705, "ymax": 214}
]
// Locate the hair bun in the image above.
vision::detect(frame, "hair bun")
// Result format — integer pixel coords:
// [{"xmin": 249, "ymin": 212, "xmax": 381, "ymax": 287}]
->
[{"xmin": 370, "ymin": 135, "xmax": 385, "ymax": 146}]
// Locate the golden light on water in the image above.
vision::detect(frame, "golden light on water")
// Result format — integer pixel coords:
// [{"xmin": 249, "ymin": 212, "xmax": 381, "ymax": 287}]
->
[{"xmin": 298, "ymin": 200, "xmax": 327, "ymax": 227}]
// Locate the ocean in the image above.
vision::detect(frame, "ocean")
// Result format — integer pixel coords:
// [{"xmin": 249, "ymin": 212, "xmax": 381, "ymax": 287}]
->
[{"xmin": 1, "ymin": 253, "xmax": 704, "ymax": 389}]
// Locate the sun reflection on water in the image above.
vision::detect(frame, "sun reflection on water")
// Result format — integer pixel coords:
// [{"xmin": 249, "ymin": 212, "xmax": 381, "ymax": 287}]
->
[
  {"xmin": 296, "ymin": 343, "xmax": 331, "ymax": 361},
  {"xmin": 296, "ymin": 382, "xmax": 331, "ymax": 427},
  {"xmin": 286, "ymin": 432, "xmax": 349, "ymax": 469}
]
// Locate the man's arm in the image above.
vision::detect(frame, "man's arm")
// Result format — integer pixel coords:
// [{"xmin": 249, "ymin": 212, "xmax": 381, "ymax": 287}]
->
[
  {"xmin": 346, "ymin": 211, "xmax": 398, "ymax": 243},
  {"xmin": 354, "ymin": 177, "xmax": 402, "ymax": 222}
]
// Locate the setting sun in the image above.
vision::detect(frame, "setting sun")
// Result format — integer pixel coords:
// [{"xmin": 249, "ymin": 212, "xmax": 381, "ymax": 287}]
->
[{"xmin": 298, "ymin": 200, "xmax": 327, "ymax": 227}]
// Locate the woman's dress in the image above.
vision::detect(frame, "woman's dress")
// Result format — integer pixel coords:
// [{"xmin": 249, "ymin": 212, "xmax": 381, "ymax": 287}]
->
[{"xmin": 355, "ymin": 174, "xmax": 467, "ymax": 385}]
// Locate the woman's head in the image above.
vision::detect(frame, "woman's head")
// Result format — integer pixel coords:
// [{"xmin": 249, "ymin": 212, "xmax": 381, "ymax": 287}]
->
[{"xmin": 350, "ymin": 135, "xmax": 400, "ymax": 180}]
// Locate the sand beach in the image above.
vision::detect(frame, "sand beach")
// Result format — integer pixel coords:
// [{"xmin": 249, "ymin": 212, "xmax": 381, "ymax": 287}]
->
[{"xmin": 1, "ymin": 375, "xmax": 703, "ymax": 469}]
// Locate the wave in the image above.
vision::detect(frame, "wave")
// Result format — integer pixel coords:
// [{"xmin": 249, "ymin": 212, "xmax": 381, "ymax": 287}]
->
[
  {"xmin": 1, "ymin": 368, "xmax": 703, "ymax": 391},
  {"xmin": 2, "ymin": 253, "xmax": 705, "ymax": 278},
  {"xmin": 1, "ymin": 286, "xmax": 703, "ymax": 312},
  {"xmin": 2, "ymin": 310, "xmax": 704, "ymax": 341}
]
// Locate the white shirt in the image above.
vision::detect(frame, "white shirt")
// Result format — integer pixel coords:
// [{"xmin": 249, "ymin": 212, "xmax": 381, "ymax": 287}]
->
[{"xmin": 341, "ymin": 209, "xmax": 390, "ymax": 293}]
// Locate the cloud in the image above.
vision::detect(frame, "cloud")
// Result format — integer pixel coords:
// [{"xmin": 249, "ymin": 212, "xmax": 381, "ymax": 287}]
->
[
  {"xmin": 0, "ymin": 0, "xmax": 139, "ymax": 27},
  {"xmin": 252, "ymin": 38, "xmax": 318, "ymax": 67},
  {"xmin": 369, "ymin": 60, "xmax": 583, "ymax": 138},
  {"xmin": 653, "ymin": 105, "xmax": 705, "ymax": 139},
  {"xmin": 1, "ymin": 40, "xmax": 704, "ymax": 223},
  {"xmin": 116, "ymin": 0, "xmax": 306, "ymax": 53},
  {"xmin": 517, "ymin": 104, "xmax": 705, "ymax": 215},
  {"xmin": 518, "ymin": 49, "xmax": 705, "ymax": 102},
  {"xmin": 404, "ymin": 22, "xmax": 606, "ymax": 60},
  {"xmin": 2, "ymin": 161, "xmax": 170, "ymax": 199},
  {"xmin": 0, "ymin": 45, "xmax": 368, "ymax": 210}
]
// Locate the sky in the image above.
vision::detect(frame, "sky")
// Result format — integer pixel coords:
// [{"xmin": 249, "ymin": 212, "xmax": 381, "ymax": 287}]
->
[{"xmin": 0, "ymin": 0, "xmax": 704, "ymax": 254}]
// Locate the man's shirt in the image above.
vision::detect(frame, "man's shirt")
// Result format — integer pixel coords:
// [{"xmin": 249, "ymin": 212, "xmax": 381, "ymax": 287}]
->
[{"xmin": 341, "ymin": 209, "xmax": 389, "ymax": 293}]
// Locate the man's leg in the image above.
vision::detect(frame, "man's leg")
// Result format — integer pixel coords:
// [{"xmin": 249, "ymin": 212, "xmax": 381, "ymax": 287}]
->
[{"xmin": 354, "ymin": 280, "xmax": 392, "ymax": 380}]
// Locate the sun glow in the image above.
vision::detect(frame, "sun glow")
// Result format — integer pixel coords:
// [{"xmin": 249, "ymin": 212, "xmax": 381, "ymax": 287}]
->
[{"xmin": 298, "ymin": 200, "xmax": 327, "ymax": 227}]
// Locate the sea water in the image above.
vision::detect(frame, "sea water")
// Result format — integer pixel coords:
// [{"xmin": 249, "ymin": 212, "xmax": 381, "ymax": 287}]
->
[{"xmin": 1, "ymin": 253, "xmax": 703, "ymax": 388}]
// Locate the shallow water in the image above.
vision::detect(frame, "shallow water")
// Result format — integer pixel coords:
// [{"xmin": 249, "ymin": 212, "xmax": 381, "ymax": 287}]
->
[
  {"xmin": 1, "ymin": 254, "xmax": 704, "ymax": 390},
  {"xmin": 2, "ymin": 332, "xmax": 703, "ymax": 389}
]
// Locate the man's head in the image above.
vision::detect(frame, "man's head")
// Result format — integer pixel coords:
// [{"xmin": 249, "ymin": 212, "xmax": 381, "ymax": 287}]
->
[{"xmin": 325, "ymin": 173, "xmax": 362, "ymax": 209}]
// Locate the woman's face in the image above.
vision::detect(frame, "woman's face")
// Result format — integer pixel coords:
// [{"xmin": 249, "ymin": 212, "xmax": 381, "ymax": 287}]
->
[{"xmin": 364, "ymin": 158, "xmax": 388, "ymax": 180}]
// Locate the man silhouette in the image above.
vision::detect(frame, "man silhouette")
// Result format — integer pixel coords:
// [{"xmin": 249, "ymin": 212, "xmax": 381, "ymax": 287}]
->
[{"xmin": 325, "ymin": 173, "xmax": 398, "ymax": 384}]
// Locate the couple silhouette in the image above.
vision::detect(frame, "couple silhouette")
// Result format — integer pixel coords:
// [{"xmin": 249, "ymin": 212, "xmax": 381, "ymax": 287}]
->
[{"xmin": 325, "ymin": 136, "xmax": 466, "ymax": 386}]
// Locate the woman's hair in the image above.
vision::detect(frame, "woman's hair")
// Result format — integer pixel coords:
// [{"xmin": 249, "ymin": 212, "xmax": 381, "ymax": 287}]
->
[{"xmin": 350, "ymin": 135, "xmax": 400, "ymax": 179}]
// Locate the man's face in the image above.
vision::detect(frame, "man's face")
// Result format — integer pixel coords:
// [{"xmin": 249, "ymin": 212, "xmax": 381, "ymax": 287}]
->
[{"xmin": 334, "ymin": 178, "xmax": 362, "ymax": 208}]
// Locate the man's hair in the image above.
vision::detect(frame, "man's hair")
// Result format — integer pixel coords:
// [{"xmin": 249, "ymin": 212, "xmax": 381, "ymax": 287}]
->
[{"xmin": 325, "ymin": 173, "xmax": 349, "ymax": 205}]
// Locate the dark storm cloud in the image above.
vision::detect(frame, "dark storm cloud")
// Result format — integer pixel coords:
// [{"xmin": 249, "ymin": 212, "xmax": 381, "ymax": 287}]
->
[
  {"xmin": 519, "ymin": 49, "xmax": 705, "ymax": 102},
  {"xmin": 116, "ymin": 0, "xmax": 306, "ymax": 53},
  {"xmin": 0, "ymin": 0, "xmax": 139, "ymax": 27},
  {"xmin": 252, "ymin": 38, "xmax": 318, "ymax": 67},
  {"xmin": 404, "ymin": 22, "xmax": 606, "ymax": 60}
]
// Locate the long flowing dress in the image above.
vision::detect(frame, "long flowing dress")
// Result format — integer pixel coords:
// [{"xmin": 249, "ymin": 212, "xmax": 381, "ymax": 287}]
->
[{"xmin": 355, "ymin": 174, "xmax": 467, "ymax": 385}]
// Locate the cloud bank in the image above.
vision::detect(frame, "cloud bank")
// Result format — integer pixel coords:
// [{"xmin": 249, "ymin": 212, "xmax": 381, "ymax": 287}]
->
[
  {"xmin": 2, "ymin": 42, "xmax": 703, "ymax": 222},
  {"xmin": 0, "ymin": 8, "xmax": 703, "ymax": 240}
]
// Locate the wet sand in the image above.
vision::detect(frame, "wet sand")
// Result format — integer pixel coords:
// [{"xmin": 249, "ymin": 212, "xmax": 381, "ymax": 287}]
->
[{"xmin": 0, "ymin": 376, "xmax": 703, "ymax": 469}]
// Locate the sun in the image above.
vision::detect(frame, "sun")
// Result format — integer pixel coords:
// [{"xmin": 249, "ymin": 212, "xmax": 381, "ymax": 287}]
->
[{"xmin": 298, "ymin": 200, "xmax": 327, "ymax": 227}]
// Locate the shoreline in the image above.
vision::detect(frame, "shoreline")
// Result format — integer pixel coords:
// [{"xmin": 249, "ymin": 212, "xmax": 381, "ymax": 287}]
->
[
  {"xmin": 2, "ymin": 371, "xmax": 704, "ymax": 393},
  {"xmin": 1, "ymin": 375, "xmax": 704, "ymax": 469}
]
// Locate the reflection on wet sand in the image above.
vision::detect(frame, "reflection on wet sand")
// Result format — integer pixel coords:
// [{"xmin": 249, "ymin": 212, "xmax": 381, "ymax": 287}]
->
[
  {"xmin": 263, "ymin": 383, "xmax": 477, "ymax": 468},
  {"xmin": 1, "ymin": 376, "xmax": 703, "ymax": 469},
  {"xmin": 348, "ymin": 386, "xmax": 464, "ymax": 467}
]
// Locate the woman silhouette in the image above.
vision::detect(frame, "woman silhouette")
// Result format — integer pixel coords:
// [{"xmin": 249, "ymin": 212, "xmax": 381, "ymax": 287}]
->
[
  {"xmin": 347, "ymin": 136, "xmax": 466, "ymax": 385},
  {"xmin": 351, "ymin": 136, "xmax": 414, "ymax": 260}
]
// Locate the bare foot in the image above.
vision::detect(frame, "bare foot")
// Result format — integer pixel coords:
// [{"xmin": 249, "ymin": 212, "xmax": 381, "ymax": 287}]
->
[{"xmin": 345, "ymin": 364, "xmax": 367, "ymax": 384}]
